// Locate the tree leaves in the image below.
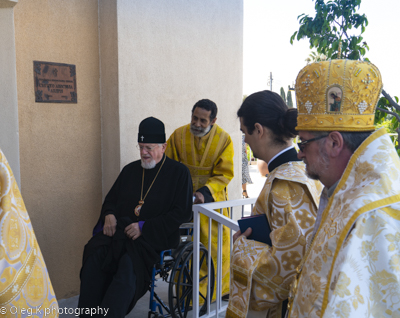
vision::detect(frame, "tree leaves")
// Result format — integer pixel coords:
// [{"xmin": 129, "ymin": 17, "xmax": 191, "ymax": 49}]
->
[
  {"xmin": 290, "ymin": 0, "xmax": 369, "ymax": 60},
  {"xmin": 375, "ymin": 96, "xmax": 400, "ymax": 134}
]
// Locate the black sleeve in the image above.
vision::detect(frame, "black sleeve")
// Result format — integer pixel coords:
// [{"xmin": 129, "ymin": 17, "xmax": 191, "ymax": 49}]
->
[
  {"xmin": 100, "ymin": 167, "xmax": 125, "ymax": 222},
  {"xmin": 141, "ymin": 166, "xmax": 193, "ymax": 249},
  {"xmin": 196, "ymin": 186, "xmax": 214, "ymax": 203}
]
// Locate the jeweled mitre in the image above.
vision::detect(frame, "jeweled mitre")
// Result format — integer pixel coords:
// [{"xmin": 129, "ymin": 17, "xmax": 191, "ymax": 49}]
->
[{"xmin": 295, "ymin": 59, "xmax": 383, "ymax": 131}]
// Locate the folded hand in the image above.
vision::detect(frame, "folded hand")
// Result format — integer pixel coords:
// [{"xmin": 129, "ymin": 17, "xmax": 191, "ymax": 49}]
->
[{"xmin": 124, "ymin": 222, "xmax": 142, "ymax": 240}]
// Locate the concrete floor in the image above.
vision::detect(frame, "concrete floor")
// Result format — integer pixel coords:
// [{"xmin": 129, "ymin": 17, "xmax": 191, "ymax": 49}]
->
[
  {"xmin": 58, "ymin": 279, "xmax": 170, "ymax": 318},
  {"xmin": 58, "ymin": 278, "xmax": 229, "ymax": 318},
  {"xmin": 58, "ymin": 164, "xmax": 265, "ymax": 318}
]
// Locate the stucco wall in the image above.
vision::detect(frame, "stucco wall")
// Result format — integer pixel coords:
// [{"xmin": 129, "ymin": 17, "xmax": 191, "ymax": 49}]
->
[
  {"xmin": 0, "ymin": 1, "xmax": 20, "ymax": 186},
  {"xmin": 14, "ymin": 0, "xmax": 101, "ymax": 298},
  {"xmin": 101, "ymin": 0, "xmax": 243, "ymax": 201},
  {"xmin": 99, "ymin": 0, "xmax": 120, "ymax": 201},
  {"xmin": 12, "ymin": 0, "xmax": 243, "ymax": 300}
]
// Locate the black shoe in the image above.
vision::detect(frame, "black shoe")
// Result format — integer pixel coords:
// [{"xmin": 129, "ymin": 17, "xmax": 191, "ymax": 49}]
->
[{"xmin": 222, "ymin": 294, "xmax": 229, "ymax": 301}]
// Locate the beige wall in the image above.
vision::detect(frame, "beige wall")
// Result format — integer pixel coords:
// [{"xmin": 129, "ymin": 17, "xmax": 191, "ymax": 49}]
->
[
  {"xmin": 99, "ymin": 0, "xmax": 120, "ymax": 199},
  {"xmin": 14, "ymin": 0, "xmax": 101, "ymax": 298},
  {"xmin": 101, "ymin": 0, "xmax": 244, "ymax": 200},
  {"xmin": 0, "ymin": 0, "xmax": 20, "ymax": 186},
  {"xmin": 12, "ymin": 0, "xmax": 243, "ymax": 300}
]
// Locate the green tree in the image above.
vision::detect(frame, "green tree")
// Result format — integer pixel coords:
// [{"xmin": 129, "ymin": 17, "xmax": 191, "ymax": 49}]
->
[
  {"xmin": 287, "ymin": 90, "xmax": 293, "ymax": 108},
  {"xmin": 290, "ymin": 0, "xmax": 369, "ymax": 60},
  {"xmin": 374, "ymin": 93, "xmax": 400, "ymax": 154},
  {"xmin": 280, "ymin": 87, "xmax": 286, "ymax": 103}
]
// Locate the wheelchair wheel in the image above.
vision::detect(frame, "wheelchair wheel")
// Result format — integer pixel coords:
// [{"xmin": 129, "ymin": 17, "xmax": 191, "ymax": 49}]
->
[{"xmin": 168, "ymin": 242, "xmax": 215, "ymax": 318}]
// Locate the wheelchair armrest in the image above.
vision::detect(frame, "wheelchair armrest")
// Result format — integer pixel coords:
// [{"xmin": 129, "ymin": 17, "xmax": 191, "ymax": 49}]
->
[{"xmin": 163, "ymin": 255, "xmax": 174, "ymax": 262}]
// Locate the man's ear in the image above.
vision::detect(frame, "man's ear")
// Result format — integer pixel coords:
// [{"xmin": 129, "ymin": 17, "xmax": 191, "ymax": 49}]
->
[
  {"xmin": 254, "ymin": 123, "xmax": 264, "ymax": 138},
  {"xmin": 161, "ymin": 143, "xmax": 167, "ymax": 152},
  {"xmin": 327, "ymin": 131, "xmax": 344, "ymax": 157},
  {"xmin": 211, "ymin": 117, "xmax": 217, "ymax": 125}
]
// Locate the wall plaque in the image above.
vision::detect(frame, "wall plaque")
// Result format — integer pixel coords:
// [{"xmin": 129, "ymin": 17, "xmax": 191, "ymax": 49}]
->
[{"xmin": 34, "ymin": 61, "xmax": 77, "ymax": 103}]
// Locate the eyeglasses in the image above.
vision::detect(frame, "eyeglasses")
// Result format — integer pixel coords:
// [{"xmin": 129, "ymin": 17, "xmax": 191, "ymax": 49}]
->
[
  {"xmin": 136, "ymin": 145, "xmax": 159, "ymax": 152},
  {"xmin": 297, "ymin": 135, "xmax": 329, "ymax": 152}
]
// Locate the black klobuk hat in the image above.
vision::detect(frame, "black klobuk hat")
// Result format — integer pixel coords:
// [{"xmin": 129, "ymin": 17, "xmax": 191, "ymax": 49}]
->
[{"xmin": 138, "ymin": 117, "xmax": 166, "ymax": 143}]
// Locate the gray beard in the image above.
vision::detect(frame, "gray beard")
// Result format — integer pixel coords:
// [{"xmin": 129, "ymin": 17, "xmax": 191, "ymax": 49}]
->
[
  {"xmin": 190, "ymin": 124, "xmax": 211, "ymax": 137},
  {"xmin": 305, "ymin": 147, "xmax": 330, "ymax": 181},
  {"xmin": 305, "ymin": 167, "xmax": 320, "ymax": 180},
  {"xmin": 141, "ymin": 159, "xmax": 156, "ymax": 169}
]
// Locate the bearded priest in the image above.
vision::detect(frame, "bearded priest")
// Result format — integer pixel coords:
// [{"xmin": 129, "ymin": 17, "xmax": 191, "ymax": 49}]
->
[
  {"xmin": 287, "ymin": 59, "xmax": 400, "ymax": 318},
  {"xmin": 166, "ymin": 99, "xmax": 234, "ymax": 300}
]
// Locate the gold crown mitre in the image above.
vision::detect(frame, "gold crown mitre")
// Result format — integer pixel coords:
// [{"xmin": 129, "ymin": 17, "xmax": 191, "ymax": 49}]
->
[{"xmin": 295, "ymin": 59, "xmax": 383, "ymax": 131}]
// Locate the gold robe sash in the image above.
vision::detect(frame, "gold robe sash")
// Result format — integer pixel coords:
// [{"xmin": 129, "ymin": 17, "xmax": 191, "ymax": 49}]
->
[
  {"xmin": 288, "ymin": 128, "xmax": 400, "ymax": 318},
  {"xmin": 226, "ymin": 161, "xmax": 322, "ymax": 318}
]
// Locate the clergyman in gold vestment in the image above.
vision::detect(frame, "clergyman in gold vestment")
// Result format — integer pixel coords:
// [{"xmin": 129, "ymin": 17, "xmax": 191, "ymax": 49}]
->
[
  {"xmin": 0, "ymin": 148, "xmax": 59, "ymax": 317},
  {"xmin": 166, "ymin": 99, "xmax": 234, "ymax": 298},
  {"xmin": 288, "ymin": 59, "xmax": 400, "ymax": 318},
  {"xmin": 226, "ymin": 91, "xmax": 322, "ymax": 318}
]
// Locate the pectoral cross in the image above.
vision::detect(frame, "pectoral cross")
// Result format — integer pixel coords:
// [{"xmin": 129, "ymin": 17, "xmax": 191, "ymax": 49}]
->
[
  {"xmin": 135, "ymin": 200, "xmax": 144, "ymax": 216},
  {"xmin": 141, "ymin": 136, "xmax": 144, "ymax": 141}
]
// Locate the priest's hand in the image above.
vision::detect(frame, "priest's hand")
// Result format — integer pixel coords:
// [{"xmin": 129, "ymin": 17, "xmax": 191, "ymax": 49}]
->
[
  {"xmin": 104, "ymin": 214, "xmax": 117, "ymax": 237},
  {"xmin": 233, "ymin": 227, "xmax": 252, "ymax": 244},
  {"xmin": 125, "ymin": 222, "xmax": 142, "ymax": 240},
  {"xmin": 193, "ymin": 191, "xmax": 205, "ymax": 204}
]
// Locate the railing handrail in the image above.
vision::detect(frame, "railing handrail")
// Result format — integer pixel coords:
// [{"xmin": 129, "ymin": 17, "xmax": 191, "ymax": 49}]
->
[
  {"xmin": 192, "ymin": 197, "xmax": 257, "ymax": 318},
  {"xmin": 194, "ymin": 197, "xmax": 256, "ymax": 210}
]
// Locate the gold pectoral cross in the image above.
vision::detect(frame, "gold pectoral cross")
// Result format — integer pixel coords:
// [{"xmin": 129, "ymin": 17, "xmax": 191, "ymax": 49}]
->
[{"xmin": 135, "ymin": 200, "xmax": 144, "ymax": 216}]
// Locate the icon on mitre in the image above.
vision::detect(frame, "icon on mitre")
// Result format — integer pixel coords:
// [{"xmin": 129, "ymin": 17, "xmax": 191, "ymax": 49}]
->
[{"xmin": 327, "ymin": 87, "xmax": 342, "ymax": 112}]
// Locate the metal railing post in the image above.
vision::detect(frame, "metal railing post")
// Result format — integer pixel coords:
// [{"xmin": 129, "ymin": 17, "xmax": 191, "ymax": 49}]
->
[
  {"xmin": 193, "ymin": 207, "xmax": 200, "ymax": 317},
  {"xmin": 192, "ymin": 198, "xmax": 256, "ymax": 318}
]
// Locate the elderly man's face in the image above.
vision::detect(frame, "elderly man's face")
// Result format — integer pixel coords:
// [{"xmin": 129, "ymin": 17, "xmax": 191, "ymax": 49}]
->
[
  {"xmin": 297, "ymin": 131, "xmax": 330, "ymax": 181},
  {"xmin": 138, "ymin": 143, "xmax": 166, "ymax": 169}
]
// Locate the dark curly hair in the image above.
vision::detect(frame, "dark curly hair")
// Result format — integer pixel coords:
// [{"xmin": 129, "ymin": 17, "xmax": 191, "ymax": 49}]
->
[{"xmin": 191, "ymin": 99, "xmax": 218, "ymax": 121}]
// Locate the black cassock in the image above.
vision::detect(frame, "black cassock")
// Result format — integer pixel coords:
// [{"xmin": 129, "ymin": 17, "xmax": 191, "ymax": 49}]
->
[{"xmin": 79, "ymin": 155, "xmax": 193, "ymax": 315}]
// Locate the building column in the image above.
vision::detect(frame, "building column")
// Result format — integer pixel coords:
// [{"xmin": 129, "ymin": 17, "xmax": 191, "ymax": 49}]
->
[
  {"xmin": 0, "ymin": 0, "xmax": 20, "ymax": 187},
  {"xmin": 98, "ymin": 0, "xmax": 120, "ymax": 198}
]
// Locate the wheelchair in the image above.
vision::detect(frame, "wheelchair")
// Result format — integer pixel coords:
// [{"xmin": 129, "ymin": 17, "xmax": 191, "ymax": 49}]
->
[{"xmin": 148, "ymin": 224, "xmax": 215, "ymax": 318}]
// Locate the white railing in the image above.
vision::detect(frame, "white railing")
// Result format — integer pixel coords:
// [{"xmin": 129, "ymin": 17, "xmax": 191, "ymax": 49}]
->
[{"xmin": 192, "ymin": 197, "xmax": 257, "ymax": 318}]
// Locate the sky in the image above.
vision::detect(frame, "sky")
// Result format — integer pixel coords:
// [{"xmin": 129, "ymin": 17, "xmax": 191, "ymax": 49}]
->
[{"xmin": 243, "ymin": 0, "xmax": 400, "ymax": 105}]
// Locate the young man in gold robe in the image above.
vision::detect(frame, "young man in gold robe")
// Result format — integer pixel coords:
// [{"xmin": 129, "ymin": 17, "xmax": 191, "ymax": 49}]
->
[
  {"xmin": 287, "ymin": 59, "xmax": 400, "ymax": 318},
  {"xmin": 166, "ymin": 99, "xmax": 234, "ymax": 298},
  {"xmin": 226, "ymin": 91, "xmax": 323, "ymax": 318},
  {"xmin": 0, "ymin": 148, "xmax": 59, "ymax": 317}
]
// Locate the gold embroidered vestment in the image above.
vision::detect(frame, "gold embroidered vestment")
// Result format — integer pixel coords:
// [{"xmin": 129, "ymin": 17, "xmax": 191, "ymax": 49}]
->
[
  {"xmin": 226, "ymin": 161, "xmax": 322, "ymax": 318},
  {"xmin": 288, "ymin": 128, "xmax": 400, "ymax": 318},
  {"xmin": 0, "ymin": 149, "xmax": 59, "ymax": 317},
  {"xmin": 166, "ymin": 123, "xmax": 234, "ymax": 298}
]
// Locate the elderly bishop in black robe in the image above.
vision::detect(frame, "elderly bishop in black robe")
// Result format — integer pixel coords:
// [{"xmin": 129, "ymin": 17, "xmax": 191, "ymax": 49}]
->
[{"xmin": 78, "ymin": 117, "xmax": 193, "ymax": 317}]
